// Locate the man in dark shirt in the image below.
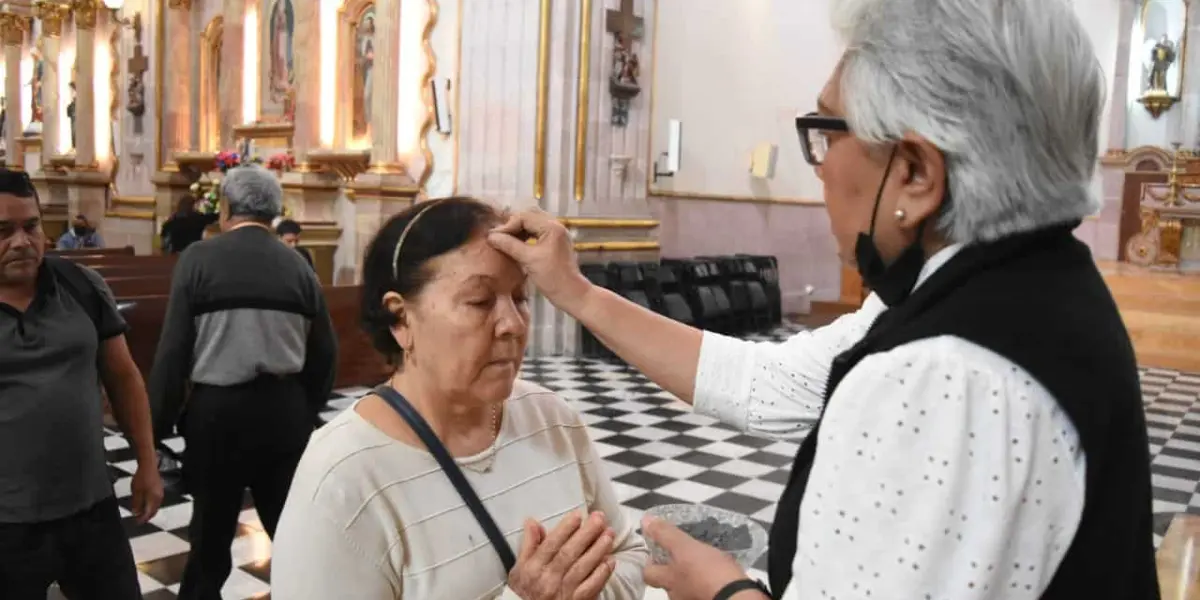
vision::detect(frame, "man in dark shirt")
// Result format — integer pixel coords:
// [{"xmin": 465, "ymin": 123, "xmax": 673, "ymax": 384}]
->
[
  {"xmin": 0, "ymin": 169, "xmax": 162, "ymax": 598},
  {"xmin": 149, "ymin": 164, "xmax": 337, "ymax": 600},
  {"xmin": 275, "ymin": 217, "xmax": 315, "ymax": 269}
]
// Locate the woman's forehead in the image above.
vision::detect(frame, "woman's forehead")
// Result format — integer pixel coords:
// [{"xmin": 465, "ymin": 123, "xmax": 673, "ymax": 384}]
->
[{"xmin": 428, "ymin": 237, "xmax": 526, "ymax": 285}]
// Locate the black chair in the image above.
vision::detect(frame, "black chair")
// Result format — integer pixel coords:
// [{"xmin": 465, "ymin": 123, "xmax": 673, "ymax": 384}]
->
[
  {"xmin": 666, "ymin": 258, "xmax": 734, "ymax": 333},
  {"xmin": 578, "ymin": 263, "xmax": 616, "ymax": 358},
  {"xmin": 650, "ymin": 262, "xmax": 695, "ymax": 325},
  {"xmin": 702, "ymin": 256, "xmax": 757, "ymax": 334},
  {"xmin": 738, "ymin": 254, "xmax": 782, "ymax": 325},
  {"xmin": 607, "ymin": 261, "xmax": 655, "ymax": 312},
  {"xmin": 734, "ymin": 257, "xmax": 773, "ymax": 330}
]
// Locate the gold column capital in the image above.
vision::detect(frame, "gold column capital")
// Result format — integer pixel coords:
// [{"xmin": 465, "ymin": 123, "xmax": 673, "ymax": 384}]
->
[
  {"xmin": 70, "ymin": 0, "xmax": 99, "ymax": 30},
  {"xmin": 0, "ymin": 13, "xmax": 28, "ymax": 47},
  {"xmin": 168, "ymin": 0, "xmax": 193, "ymax": 10},
  {"xmin": 34, "ymin": 2, "xmax": 69, "ymax": 38}
]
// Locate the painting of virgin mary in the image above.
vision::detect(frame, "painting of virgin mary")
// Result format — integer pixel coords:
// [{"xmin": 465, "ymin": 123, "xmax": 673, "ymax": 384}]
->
[
  {"xmin": 267, "ymin": 0, "xmax": 295, "ymax": 103},
  {"xmin": 352, "ymin": 8, "xmax": 375, "ymax": 138}
]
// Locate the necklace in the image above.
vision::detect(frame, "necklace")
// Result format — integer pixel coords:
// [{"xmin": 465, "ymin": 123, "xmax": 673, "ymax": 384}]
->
[{"xmin": 386, "ymin": 379, "xmax": 504, "ymax": 473}]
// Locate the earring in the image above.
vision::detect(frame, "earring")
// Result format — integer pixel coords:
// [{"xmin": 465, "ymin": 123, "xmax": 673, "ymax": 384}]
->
[{"xmin": 894, "ymin": 209, "xmax": 906, "ymax": 221}]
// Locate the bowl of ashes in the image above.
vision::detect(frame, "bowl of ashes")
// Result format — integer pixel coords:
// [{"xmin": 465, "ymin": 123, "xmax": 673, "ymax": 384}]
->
[{"xmin": 641, "ymin": 503, "xmax": 768, "ymax": 570}]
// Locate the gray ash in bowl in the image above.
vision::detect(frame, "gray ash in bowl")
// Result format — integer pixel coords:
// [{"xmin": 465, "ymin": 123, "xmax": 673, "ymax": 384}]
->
[{"xmin": 676, "ymin": 517, "xmax": 754, "ymax": 551}]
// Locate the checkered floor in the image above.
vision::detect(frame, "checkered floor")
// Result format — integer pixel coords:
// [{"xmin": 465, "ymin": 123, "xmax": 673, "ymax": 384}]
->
[{"xmin": 92, "ymin": 324, "xmax": 1200, "ymax": 599}]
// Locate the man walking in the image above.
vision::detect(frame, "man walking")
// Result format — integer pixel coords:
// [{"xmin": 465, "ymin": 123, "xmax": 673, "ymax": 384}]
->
[
  {"xmin": 149, "ymin": 164, "xmax": 337, "ymax": 599},
  {"xmin": 0, "ymin": 168, "xmax": 163, "ymax": 599}
]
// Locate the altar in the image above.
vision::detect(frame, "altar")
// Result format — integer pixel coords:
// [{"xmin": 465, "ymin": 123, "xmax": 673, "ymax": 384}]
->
[{"xmin": 1124, "ymin": 144, "xmax": 1200, "ymax": 272}]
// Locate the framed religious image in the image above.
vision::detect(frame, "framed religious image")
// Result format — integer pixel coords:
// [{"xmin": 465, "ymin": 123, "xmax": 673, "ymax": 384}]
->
[
  {"xmin": 261, "ymin": 0, "xmax": 296, "ymax": 122},
  {"xmin": 338, "ymin": 0, "xmax": 376, "ymax": 147}
]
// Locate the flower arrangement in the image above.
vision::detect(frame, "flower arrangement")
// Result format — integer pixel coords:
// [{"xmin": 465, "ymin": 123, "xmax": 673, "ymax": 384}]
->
[
  {"xmin": 265, "ymin": 151, "xmax": 295, "ymax": 172},
  {"xmin": 189, "ymin": 180, "xmax": 221, "ymax": 214},
  {"xmin": 214, "ymin": 150, "xmax": 242, "ymax": 173}
]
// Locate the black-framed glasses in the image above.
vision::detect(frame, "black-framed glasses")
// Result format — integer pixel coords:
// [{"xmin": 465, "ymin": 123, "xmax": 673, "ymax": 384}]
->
[{"xmin": 795, "ymin": 112, "xmax": 849, "ymax": 167}]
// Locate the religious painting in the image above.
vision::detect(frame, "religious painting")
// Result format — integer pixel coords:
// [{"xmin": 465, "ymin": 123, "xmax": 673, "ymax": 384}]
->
[
  {"xmin": 351, "ymin": 5, "xmax": 376, "ymax": 139},
  {"xmin": 263, "ymin": 0, "xmax": 296, "ymax": 119}
]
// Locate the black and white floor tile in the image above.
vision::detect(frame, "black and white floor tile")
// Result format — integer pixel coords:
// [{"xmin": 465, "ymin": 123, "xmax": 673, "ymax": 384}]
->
[{"xmin": 94, "ymin": 323, "xmax": 1200, "ymax": 599}]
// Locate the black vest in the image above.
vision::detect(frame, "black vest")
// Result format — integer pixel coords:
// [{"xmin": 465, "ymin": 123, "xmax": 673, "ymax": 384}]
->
[{"xmin": 766, "ymin": 222, "xmax": 1159, "ymax": 599}]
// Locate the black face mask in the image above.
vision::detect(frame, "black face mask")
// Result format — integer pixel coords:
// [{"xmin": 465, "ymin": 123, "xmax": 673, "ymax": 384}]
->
[
  {"xmin": 853, "ymin": 148, "xmax": 930, "ymax": 307},
  {"xmin": 73, "ymin": 226, "xmax": 92, "ymax": 236}
]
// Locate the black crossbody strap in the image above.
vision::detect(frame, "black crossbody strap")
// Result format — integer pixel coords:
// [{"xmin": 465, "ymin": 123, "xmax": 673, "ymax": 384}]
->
[{"xmin": 372, "ymin": 385, "xmax": 517, "ymax": 574}]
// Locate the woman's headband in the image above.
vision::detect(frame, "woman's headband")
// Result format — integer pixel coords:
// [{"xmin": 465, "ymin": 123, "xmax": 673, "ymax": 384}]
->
[{"xmin": 391, "ymin": 199, "xmax": 445, "ymax": 282}]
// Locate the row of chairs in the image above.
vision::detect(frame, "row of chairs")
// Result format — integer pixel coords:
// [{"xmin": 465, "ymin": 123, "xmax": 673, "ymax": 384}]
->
[{"xmin": 579, "ymin": 255, "xmax": 781, "ymax": 358}]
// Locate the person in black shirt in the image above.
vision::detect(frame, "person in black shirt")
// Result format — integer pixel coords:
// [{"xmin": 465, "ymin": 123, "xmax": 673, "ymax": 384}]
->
[
  {"xmin": 275, "ymin": 218, "xmax": 314, "ymax": 269},
  {"xmin": 161, "ymin": 194, "xmax": 218, "ymax": 254}
]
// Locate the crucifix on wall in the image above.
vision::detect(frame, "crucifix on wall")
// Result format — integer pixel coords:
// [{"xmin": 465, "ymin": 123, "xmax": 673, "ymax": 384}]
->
[
  {"xmin": 606, "ymin": 0, "xmax": 643, "ymax": 127},
  {"xmin": 127, "ymin": 14, "xmax": 149, "ymax": 133}
]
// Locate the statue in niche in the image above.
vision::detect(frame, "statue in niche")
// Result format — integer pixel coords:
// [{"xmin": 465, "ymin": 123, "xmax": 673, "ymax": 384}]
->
[
  {"xmin": 1147, "ymin": 35, "xmax": 1177, "ymax": 93},
  {"xmin": 352, "ymin": 9, "xmax": 376, "ymax": 139},
  {"xmin": 608, "ymin": 35, "xmax": 641, "ymax": 126},
  {"xmin": 66, "ymin": 82, "xmax": 76, "ymax": 150},
  {"xmin": 267, "ymin": 0, "xmax": 296, "ymax": 106}
]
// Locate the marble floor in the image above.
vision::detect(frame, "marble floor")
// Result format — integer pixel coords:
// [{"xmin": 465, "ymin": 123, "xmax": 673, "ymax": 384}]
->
[{"xmin": 85, "ymin": 323, "xmax": 1200, "ymax": 599}]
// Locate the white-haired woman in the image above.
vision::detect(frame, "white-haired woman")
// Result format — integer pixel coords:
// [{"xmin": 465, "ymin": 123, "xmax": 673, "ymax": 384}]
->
[{"xmin": 487, "ymin": 0, "xmax": 1159, "ymax": 598}]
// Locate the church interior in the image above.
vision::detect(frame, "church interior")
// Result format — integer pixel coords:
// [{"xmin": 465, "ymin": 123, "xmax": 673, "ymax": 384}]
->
[{"xmin": 2, "ymin": 0, "xmax": 1200, "ymax": 597}]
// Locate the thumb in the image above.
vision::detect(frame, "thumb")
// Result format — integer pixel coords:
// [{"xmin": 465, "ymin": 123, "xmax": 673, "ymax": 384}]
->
[
  {"xmin": 487, "ymin": 231, "xmax": 534, "ymax": 262},
  {"xmin": 641, "ymin": 516, "xmax": 691, "ymax": 556}
]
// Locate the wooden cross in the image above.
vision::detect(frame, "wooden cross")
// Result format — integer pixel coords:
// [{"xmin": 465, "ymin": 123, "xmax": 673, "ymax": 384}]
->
[
  {"xmin": 605, "ymin": 0, "xmax": 643, "ymax": 41},
  {"xmin": 127, "ymin": 15, "xmax": 149, "ymax": 79}
]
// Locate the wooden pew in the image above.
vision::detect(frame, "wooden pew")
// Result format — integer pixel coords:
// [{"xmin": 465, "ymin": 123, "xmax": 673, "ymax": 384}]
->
[
  {"xmin": 116, "ymin": 286, "xmax": 390, "ymax": 389},
  {"xmin": 90, "ymin": 263, "xmax": 177, "ymax": 280},
  {"xmin": 49, "ymin": 246, "xmax": 135, "ymax": 257},
  {"xmin": 72, "ymin": 254, "xmax": 177, "ymax": 269},
  {"xmin": 107, "ymin": 277, "xmax": 174, "ymax": 299}
]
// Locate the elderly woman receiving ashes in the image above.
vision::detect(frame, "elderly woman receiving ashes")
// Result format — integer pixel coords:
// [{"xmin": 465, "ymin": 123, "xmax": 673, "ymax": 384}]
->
[
  {"xmin": 489, "ymin": 1, "xmax": 1158, "ymax": 599},
  {"xmin": 271, "ymin": 198, "xmax": 647, "ymax": 599}
]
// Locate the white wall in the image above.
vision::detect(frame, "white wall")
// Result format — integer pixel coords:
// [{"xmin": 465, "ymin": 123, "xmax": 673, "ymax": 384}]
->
[
  {"xmin": 1073, "ymin": 0, "xmax": 1123, "ymax": 207},
  {"xmin": 648, "ymin": 0, "xmax": 839, "ymax": 201}
]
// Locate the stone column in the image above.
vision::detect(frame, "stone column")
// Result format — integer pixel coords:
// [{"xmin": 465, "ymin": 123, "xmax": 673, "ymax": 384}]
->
[
  {"xmin": 218, "ymin": 0, "xmax": 244, "ymax": 149},
  {"xmin": 36, "ymin": 3, "xmax": 65, "ymax": 162},
  {"xmin": 290, "ymin": 0, "xmax": 320, "ymax": 164},
  {"xmin": 368, "ymin": 0, "xmax": 400, "ymax": 171},
  {"xmin": 162, "ymin": 0, "xmax": 193, "ymax": 167},
  {"xmin": 0, "ymin": 12, "xmax": 25, "ymax": 167},
  {"xmin": 73, "ymin": 6, "xmax": 97, "ymax": 169}
]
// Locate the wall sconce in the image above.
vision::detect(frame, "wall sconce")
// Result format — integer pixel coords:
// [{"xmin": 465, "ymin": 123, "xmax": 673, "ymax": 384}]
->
[{"xmin": 431, "ymin": 77, "xmax": 452, "ymax": 136}]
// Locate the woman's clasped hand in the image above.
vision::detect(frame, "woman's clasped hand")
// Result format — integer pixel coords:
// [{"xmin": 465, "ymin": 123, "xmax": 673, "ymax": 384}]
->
[{"xmin": 508, "ymin": 511, "xmax": 618, "ymax": 600}]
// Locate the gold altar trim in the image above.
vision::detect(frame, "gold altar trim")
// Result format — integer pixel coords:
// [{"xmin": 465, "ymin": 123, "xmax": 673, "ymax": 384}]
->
[
  {"xmin": 105, "ymin": 208, "xmax": 156, "ymax": 221},
  {"xmin": 199, "ymin": 16, "xmax": 223, "ymax": 152},
  {"xmin": 348, "ymin": 184, "xmax": 421, "ymax": 200},
  {"xmin": 643, "ymin": 0, "xmax": 662, "ymax": 193},
  {"xmin": 296, "ymin": 221, "xmax": 342, "ymax": 245},
  {"xmin": 417, "ymin": 0, "xmax": 440, "ymax": 191},
  {"xmin": 572, "ymin": 0, "xmax": 592, "ymax": 202},
  {"xmin": 651, "ymin": 188, "xmax": 824, "ymax": 206},
  {"xmin": 533, "ymin": 0, "xmax": 551, "ymax": 201},
  {"xmin": 560, "ymin": 217, "xmax": 659, "ymax": 229},
  {"xmin": 281, "ymin": 180, "xmax": 342, "ymax": 192},
  {"xmin": 36, "ymin": 173, "xmax": 112, "ymax": 188},
  {"xmin": 232, "ymin": 122, "xmax": 296, "ymax": 143},
  {"xmin": 112, "ymin": 195, "xmax": 156, "ymax": 207},
  {"xmin": 574, "ymin": 241, "xmax": 660, "ymax": 252},
  {"xmin": 367, "ymin": 162, "xmax": 408, "ymax": 175}
]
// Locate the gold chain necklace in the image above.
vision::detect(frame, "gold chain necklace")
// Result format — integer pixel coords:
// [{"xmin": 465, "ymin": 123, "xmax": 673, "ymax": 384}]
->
[{"xmin": 386, "ymin": 379, "xmax": 503, "ymax": 473}]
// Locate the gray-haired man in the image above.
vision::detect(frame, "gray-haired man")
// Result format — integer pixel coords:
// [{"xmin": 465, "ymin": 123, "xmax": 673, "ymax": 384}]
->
[{"xmin": 149, "ymin": 165, "xmax": 337, "ymax": 600}]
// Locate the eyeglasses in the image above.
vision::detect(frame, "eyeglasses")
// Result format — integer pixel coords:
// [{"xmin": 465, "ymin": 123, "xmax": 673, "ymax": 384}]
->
[{"xmin": 795, "ymin": 112, "xmax": 849, "ymax": 167}]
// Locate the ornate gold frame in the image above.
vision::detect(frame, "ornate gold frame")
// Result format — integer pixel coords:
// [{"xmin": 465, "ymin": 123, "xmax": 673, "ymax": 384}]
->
[
  {"xmin": 336, "ymin": 0, "xmax": 374, "ymax": 148},
  {"xmin": 259, "ymin": 0, "xmax": 296, "ymax": 123},
  {"xmin": 199, "ymin": 15, "xmax": 222, "ymax": 152},
  {"xmin": 572, "ymin": 0, "xmax": 592, "ymax": 202}
]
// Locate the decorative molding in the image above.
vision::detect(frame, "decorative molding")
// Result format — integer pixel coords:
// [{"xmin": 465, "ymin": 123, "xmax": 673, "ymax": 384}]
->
[
  {"xmin": 199, "ymin": 16, "xmax": 223, "ymax": 152},
  {"xmin": 35, "ymin": 2, "xmax": 67, "ymax": 37},
  {"xmin": 105, "ymin": 208, "xmax": 156, "ymax": 220},
  {"xmin": 574, "ymin": 240, "xmax": 660, "ymax": 252},
  {"xmin": 573, "ymin": 0, "xmax": 592, "ymax": 202},
  {"xmin": 154, "ymin": 0, "xmax": 164, "ymax": 169},
  {"xmin": 74, "ymin": 1, "xmax": 98, "ymax": 29},
  {"xmin": 417, "ymin": 0, "xmax": 440, "ymax": 192},
  {"xmin": 560, "ymin": 217, "xmax": 658, "ymax": 229},
  {"xmin": 167, "ymin": 0, "xmax": 193, "ymax": 8},
  {"xmin": 642, "ymin": 0, "xmax": 659, "ymax": 194},
  {"xmin": 1101, "ymin": 146, "xmax": 1194, "ymax": 169},
  {"xmin": 533, "ymin": 0, "xmax": 551, "ymax": 201},
  {"xmin": 0, "ymin": 12, "xmax": 27, "ymax": 46},
  {"xmin": 451, "ymin": 0, "xmax": 462, "ymax": 195},
  {"xmin": 651, "ymin": 189, "xmax": 823, "ymax": 206}
]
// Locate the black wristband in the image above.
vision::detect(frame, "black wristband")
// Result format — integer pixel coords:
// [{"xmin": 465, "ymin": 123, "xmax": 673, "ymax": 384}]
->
[{"xmin": 713, "ymin": 578, "xmax": 771, "ymax": 600}]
